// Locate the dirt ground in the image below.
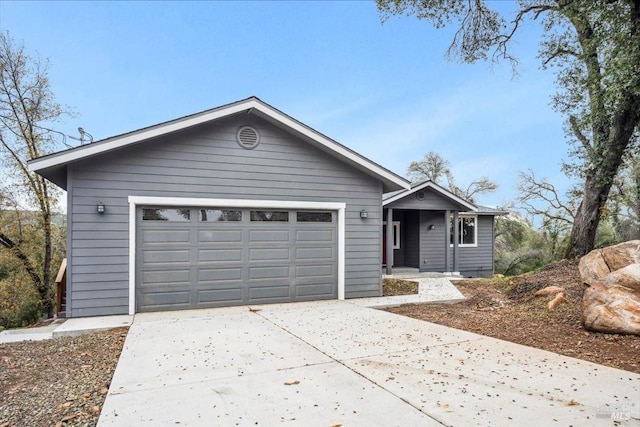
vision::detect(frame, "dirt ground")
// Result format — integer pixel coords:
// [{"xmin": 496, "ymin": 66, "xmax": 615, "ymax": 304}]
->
[
  {"xmin": 0, "ymin": 328, "xmax": 128, "ymax": 427},
  {"xmin": 385, "ymin": 260, "xmax": 640, "ymax": 374}
]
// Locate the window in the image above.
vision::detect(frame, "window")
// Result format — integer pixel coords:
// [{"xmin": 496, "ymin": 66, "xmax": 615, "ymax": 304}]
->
[
  {"xmin": 383, "ymin": 221, "xmax": 401, "ymax": 249},
  {"xmin": 250, "ymin": 210, "xmax": 289, "ymax": 222},
  {"xmin": 450, "ymin": 214, "xmax": 477, "ymax": 246},
  {"xmin": 142, "ymin": 208, "xmax": 190, "ymax": 221},
  {"xmin": 199, "ymin": 209, "xmax": 242, "ymax": 222},
  {"xmin": 297, "ymin": 211, "xmax": 333, "ymax": 222}
]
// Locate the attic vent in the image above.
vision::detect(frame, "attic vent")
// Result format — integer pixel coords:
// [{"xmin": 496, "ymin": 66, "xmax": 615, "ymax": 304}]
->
[
  {"xmin": 416, "ymin": 191, "xmax": 425, "ymax": 201},
  {"xmin": 236, "ymin": 126, "xmax": 260, "ymax": 149}
]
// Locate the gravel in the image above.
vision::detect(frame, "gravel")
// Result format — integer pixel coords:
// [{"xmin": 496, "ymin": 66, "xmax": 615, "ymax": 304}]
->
[{"xmin": 0, "ymin": 327, "xmax": 128, "ymax": 427}]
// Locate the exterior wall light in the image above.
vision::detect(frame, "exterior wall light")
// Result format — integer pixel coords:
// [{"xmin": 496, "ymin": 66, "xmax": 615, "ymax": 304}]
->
[
  {"xmin": 97, "ymin": 202, "xmax": 105, "ymax": 214},
  {"xmin": 360, "ymin": 209, "xmax": 368, "ymax": 219},
  {"xmin": 429, "ymin": 224, "xmax": 435, "ymax": 230}
]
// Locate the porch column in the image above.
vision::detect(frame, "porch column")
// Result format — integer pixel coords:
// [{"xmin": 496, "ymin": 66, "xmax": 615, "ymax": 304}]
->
[
  {"xmin": 452, "ymin": 210, "xmax": 459, "ymax": 274},
  {"xmin": 444, "ymin": 210, "xmax": 451, "ymax": 273},
  {"xmin": 385, "ymin": 207, "xmax": 394, "ymax": 275}
]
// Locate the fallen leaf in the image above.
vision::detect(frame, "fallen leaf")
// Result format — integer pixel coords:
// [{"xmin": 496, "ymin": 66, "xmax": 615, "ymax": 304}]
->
[{"xmin": 284, "ymin": 380, "xmax": 300, "ymax": 386}]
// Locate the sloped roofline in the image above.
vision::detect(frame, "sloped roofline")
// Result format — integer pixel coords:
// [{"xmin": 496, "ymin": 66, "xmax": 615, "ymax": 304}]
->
[
  {"xmin": 382, "ymin": 180, "xmax": 477, "ymax": 211},
  {"xmin": 28, "ymin": 96, "xmax": 410, "ymax": 192}
]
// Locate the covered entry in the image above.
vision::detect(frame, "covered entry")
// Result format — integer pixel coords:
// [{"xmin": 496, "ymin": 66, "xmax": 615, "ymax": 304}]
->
[{"xmin": 135, "ymin": 205, "xmax": 338, "ymax": 312}]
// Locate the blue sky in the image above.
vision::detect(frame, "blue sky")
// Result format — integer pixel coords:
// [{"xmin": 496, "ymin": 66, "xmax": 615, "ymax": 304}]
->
[{"xmin": 0, "ymin": 1, "xmax": 571, "ymax": 209}]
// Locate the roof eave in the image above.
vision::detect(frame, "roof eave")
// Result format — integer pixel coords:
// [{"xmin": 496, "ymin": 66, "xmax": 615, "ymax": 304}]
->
[{"xmin": 28, "ymin": 97, "xmax": 410, "ymax": 192}]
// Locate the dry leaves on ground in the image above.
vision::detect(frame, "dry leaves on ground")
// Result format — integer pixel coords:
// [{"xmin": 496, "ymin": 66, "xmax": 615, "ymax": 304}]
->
[
  {"xmin": 0, "ymin": 327, "xmax": 128, "ymax": 427},
  {"xmin": 385, "ymin": 260, "xmax": 640, "ymax": 374}
]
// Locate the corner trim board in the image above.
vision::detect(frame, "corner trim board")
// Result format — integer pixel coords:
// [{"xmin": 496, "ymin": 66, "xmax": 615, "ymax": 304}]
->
[{"xmin": 127, "ymin": 195, "xmax": 347, "ymax": 315}]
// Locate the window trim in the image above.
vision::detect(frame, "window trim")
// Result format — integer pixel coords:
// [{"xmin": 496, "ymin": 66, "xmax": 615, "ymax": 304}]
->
[
  {"xmin": 450, "ymin": 214, "xmax": 478, "ymax": 248},
  {"xmin": 382, "ymin": 221, "xmax": 401, "ymax": 249}
]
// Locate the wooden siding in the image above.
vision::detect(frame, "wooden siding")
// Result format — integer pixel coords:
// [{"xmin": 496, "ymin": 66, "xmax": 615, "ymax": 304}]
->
[
  {"xmin": 403, "ymin": 210, "xmax": 420, "ymax": 268},
  {"xmin": 415, "ymin": 212, "xmax": 495, "ymax": 276},
  {"xmin": 419, "ymin": 211, "xmax": 447, "ymax": 271},
  {"xmin": 456, "ymin": 215, "xmax": 495, "ymax": 277},
  {"xmin": 67, "ymin": 115, "xmax": 383, "ymax": 317}
]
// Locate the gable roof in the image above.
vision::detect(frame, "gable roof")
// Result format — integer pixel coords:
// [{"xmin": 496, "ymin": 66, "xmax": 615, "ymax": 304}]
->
[
  {"xmin": 28, "ymin": 97, "xmax": 410, "ymax": 192},
  {"xmin": 383, "ymin": 180, "xmax": 477, "ymax": 211}
]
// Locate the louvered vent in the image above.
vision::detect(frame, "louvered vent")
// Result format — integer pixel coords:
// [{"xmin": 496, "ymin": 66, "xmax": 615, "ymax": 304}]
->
[
  {"xmin": 416, "ymin": 190, "xmax": 425, "ymax": 201},
  {"xmin": 236, "ymin": 126, "xmax": 260, "ymax": 149}
]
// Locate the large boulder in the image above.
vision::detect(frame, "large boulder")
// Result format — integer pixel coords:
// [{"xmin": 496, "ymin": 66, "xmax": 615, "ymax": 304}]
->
[
  {"xmin": 578, "ymin": 240, "xmax": 640, "ymax": 285},
  {"xmin": 582, "ymin": 281, "xmax": 640, "ymax": 336}
]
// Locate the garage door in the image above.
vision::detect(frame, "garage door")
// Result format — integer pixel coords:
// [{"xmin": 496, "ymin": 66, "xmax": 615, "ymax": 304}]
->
[{"xmin": 136, "ymin": 207, "xmax": 337, "ymax": 312}]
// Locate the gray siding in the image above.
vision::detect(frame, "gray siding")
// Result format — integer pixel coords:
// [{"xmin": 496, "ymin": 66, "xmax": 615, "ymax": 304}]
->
[
  {"xmin": 403, "ymin": 210, "xmax": 420, "ymax": 268},
  {"xmin": 419, "ymin": 211, "xmax": 447, "ymax": 271},
  {"xmin": 387, "ymin": 189, "xmax": 466, "ymax": 210},
  {"xmin": 67, "ymin": 114, "xmax": 383, "ymax": 317},
  {"xmin": 457, "ymin": 215, "xmax": 495, "ymax": 277},
  {"xmin": 392, "ymin": 210, "xmax": 405, "ymax": 266},
  {"xmin": 415, "ymin": 212, "xmax": 495, "ymax": 276}
]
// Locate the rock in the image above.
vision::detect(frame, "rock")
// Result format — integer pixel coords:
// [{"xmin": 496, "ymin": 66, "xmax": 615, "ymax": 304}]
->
[
  {"xmin": 600, "ymin": 263, "xmax": 640, "ymax": 292},
  {"xmin": 582, "ymin": 282, "xmax": 640, "ymax": 336},
  {"xmin": 534, "ymin": 286, "xmax": 565, "ymax": 297},
  {"xmin": 548, "ymin": 292, "xmax": 566, "ymax": 311},
  {"xmin": 601, "ymin": 240, "xmax": 640, "ymax": 271},
  {"xmin": 579, "ymin": 240, "xmax": 640, "ymax": 285},
  {"xmin": 578, "ymin": 250, "xmax": 611, "ymax": 285}
]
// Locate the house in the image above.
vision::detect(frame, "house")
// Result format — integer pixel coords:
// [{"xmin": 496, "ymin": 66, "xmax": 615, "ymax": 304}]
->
[
  {"xmin": 29, "ymin": 97, "xmax": 502, "ymax": 317},
  {"xmin": 382, "ymin": 181, "xmax": 505, "ymax": 278}
]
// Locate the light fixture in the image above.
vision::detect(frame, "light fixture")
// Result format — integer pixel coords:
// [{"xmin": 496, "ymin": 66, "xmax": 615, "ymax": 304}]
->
[
  {"xmin": 97, "ymin": 202, "xmax": 105, "ymax": 214},
  {"xmin": 429, "ymin": 224, "xmax": 435, "ymax": 230},
  {"xmin": 360, "ymin": 209, "xmax": 368, "ymax": 219}
]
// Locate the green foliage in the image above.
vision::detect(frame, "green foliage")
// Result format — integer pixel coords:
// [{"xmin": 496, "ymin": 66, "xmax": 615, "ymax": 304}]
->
[
  {"xmin": 377, "ymin": 0, "xmax": 640, "ymax": 257},
  {"xmin": 494, "ymin": 212, "xmax": 563, "ymax": 276},
  {"xmin": 0, "ymin": 273, "xmax": 43, "ymax": 329}
]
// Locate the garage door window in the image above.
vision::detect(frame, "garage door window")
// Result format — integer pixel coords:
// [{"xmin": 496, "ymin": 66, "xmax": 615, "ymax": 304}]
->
[
  {"xmin": 199, "ymin": 209, "xmax": 242, "ymax": 222},
  {"xmin": 250, "ymin": 211, "xmax": 289, "ymax": 221},
  {"xmin": 142, "ymin": 208, "xmax": 191, "ymax": 221},
  {"xmin": 297, "ymin": 211, "xmax": 332, "ymax": 222}
]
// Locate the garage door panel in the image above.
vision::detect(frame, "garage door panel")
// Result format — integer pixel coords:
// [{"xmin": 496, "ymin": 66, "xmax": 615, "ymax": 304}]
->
[
  {"xmin": 198, "ymin": 249, "xmax": 243, "ymax": 262},
  {"xmin": 249, "ymin": 230, "xmax": 289, "ymax": 242},
  {"xmin": 249, "ymin": 266, "xmax": 289, "ymax": 280},
  {"xmin": 295, "ymin": 264, "xmax": 334, "ymax": 278},
  {"xmin": 198, "ymin": 229, "xmax": 243, "ymax": 243},
  {"xmin": 197, "ymin": 288, "xmax": 243, "ymax": 304},
  {"xmin": 295, "ymin": 283, "xmax": 334, "ymax": 297},
  {"xmin": 249, "ymin": 248, "xmax": 289, "ymax": 261},
  {"xmin": 295, "ymin": 247, "xmax": 333, "ymax": 261},
  {"xmin": 249, "ymin": 285, "xmax": 290, "ymax": 300},
  {"xmin": 142, "ymin": 270, "xmax": 190, "ymax": 284},
  {"xmin": 141, "ymin": 291, "xmax": 190, "ymax": 307},
  {"xmin": 296, "ymin": 229, "xmax": 334, "ymax": 242},
  {"xmin": 137, "ymin": 207, "xmax": 337, "ymax": 312},
  {"xmin": 143, "ymin": 250, "xmax": 190, "ymax": 264},
  {"xmin": 198, "ymin": 268, "xmax": 243, "ymax": 281},
  {"xmin": 142, "ymin": 229, "xmax": 190, "ymax": 244}
]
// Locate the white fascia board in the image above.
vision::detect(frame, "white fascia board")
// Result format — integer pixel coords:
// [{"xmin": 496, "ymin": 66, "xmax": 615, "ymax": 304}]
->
[
  {"xmin": 29, "ymin": 99, "xmax": 262, "ymax": 172},
  {"xmin": 29, "ymin": 98, "xmax": 410, "ymax": 191},
  {"xmin": 382, "ymin": 181, "xmax": 477, "ymax": 211},
  {"xmin": 127, "ymin": 196, "xmax": 347, "ymax": 315},
  {"xmin": 252, "ymin": 105, "xmax": 410, "ymax": 190}
]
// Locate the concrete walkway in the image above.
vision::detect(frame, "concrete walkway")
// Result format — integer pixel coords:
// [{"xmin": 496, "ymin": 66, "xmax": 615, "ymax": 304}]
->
[
  {"xmin": 0, "ymin": 315, "xmax": 133, "ymax": 344},
  {"xmin": 99, "ymin": 301, "xmax": 639, "ymax": 426}
]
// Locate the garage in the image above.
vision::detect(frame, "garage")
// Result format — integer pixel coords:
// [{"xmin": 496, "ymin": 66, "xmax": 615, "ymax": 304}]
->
[{"xmin": 136, "ymin": 206, "xmax": 338, "ymax": 312}]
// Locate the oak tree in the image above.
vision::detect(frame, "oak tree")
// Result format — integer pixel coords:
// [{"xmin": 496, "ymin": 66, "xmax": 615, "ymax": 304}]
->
[
  {"xmin": 0, "ymin": 33, "xmax": 66, "ymax": 317},
  {"xmin": 378, "ymin": 0, "xmax": 640, "ymax": 257}
]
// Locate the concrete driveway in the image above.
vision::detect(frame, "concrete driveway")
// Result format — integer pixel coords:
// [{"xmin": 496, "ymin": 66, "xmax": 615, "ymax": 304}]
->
[{"xmin": 98, "ymin": 300, "xmax": 639, "ymax": 426}]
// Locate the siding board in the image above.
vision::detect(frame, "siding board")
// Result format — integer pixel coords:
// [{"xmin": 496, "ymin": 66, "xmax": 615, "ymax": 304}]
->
[{"xmin": 67, "ymin": 114, "xmax": 383, "ymax": 316}]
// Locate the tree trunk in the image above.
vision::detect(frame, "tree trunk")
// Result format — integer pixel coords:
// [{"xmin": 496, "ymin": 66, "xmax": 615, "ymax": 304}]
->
[{"xmin": 566, "ymin": 177, "xmax": 607, "ymax": 258}]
